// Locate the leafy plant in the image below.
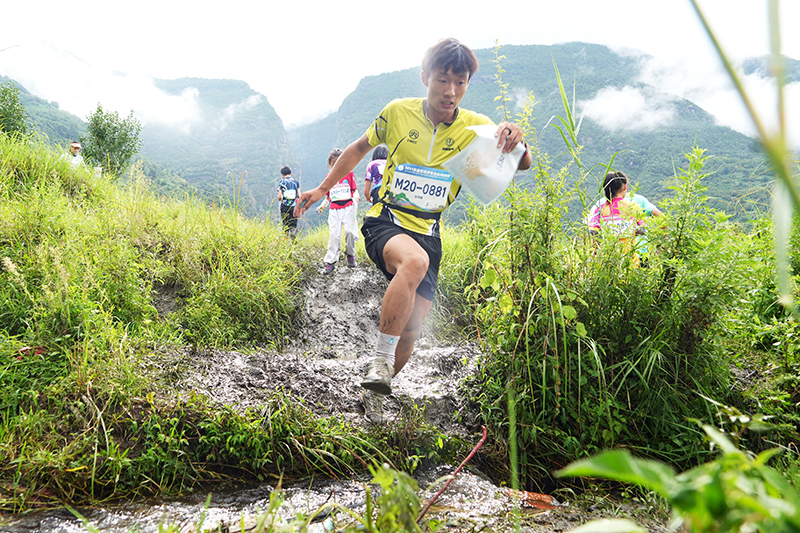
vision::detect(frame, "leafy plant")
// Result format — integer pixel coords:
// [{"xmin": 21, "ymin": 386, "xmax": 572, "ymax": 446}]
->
[
  {"xmin": 0, "ymin": 81, "xmax": 29, "ymax": 137},
  {"xmin": 554, "ymin": 4, "xmax": 800, "ymax": 532},
  {"xmin": 557, "ymin": 424, "xmax": 800, "ymax": 532},
  {"xmin": 298, "ymin": 463, "xmax": 423, "ymax": 533},
  {"xmin": 80, "ymin": 103, "xmax": 142, "ymax": 177},
  {"xmin": 451, "ymin": 49, "xmax": 771, "ymax": 490},
  {"xmin": 367, "ymin": 463, "xmax": 422, "ymax": 533}
]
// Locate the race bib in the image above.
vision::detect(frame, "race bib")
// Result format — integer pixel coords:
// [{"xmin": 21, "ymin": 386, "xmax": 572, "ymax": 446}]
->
[
  {"xmin": 283, "ymin": 189, "xmax": 297, "ymax": 200},
  {"xmin": 389, "ymin": 164, "xmax": 452, "ymax": 212},
  {"xmin": 329, "ymin": 182, "xmax": 352, "ymax": 202}
]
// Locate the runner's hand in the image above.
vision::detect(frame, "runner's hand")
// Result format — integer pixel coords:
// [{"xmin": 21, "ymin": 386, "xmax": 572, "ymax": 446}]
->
[
  {"xmin": 295, "ymin": 188, "xmax": 325, "ymax": 217},
  {"xmin": 495, "ymin": 122, "xmax": 524, "ymax": 153}
]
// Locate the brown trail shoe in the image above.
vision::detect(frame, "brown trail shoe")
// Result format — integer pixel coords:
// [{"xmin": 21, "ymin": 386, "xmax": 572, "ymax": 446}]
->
[
  {"xmin": 360, "ymin": 357, "xmax": 393, "ymax": 395},
  {"xmin": 361, "ymin": 390, "xmax": 386, "ymax": 424}
]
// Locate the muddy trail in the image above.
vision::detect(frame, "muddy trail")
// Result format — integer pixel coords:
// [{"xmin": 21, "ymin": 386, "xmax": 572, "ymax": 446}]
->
[
  {"xmin": 0, "ymin": 263, "xmax": 671, "ymax": 532},
  {"xmin": 147, "ymin": 263, "xmax": 669, "ymax": 532},
  {"xmin": 157, "ymin": 262, "xmax": 481, "ymax": 435}
]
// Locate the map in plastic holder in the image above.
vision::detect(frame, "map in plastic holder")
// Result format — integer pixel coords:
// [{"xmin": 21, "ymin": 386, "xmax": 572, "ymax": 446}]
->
[{"xmin": 442, "ymin": 124, "xmax": 527, "ymax": 206}]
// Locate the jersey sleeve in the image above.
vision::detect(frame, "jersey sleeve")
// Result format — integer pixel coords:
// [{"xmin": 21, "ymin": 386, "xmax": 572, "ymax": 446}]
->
[
  {"xmin": 632, "ymin": 194, "xmax": 657, "ymax": 216},
  {"xmin": 366, "ymin": 100, "xmax": 399, "ymax": 147}
]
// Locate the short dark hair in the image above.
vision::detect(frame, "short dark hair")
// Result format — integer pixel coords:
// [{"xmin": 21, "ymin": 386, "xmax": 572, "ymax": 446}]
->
[
  {"xmin": 422, "ymin": 38, "xmax": 479, "ymax": 80},
  {"xmin": 372, "ymin": 145, "xmax": 389, "ymax": 161},
  {"xmin": 280, "ymin": 166, "xmax": 291, "ymax": 176},
  {"xmin": 603, "ymin": 171, "xmax": 628, "ymax": 200}
]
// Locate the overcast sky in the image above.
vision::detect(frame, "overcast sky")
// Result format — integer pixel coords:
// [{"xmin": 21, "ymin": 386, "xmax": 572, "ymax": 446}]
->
[{"xmin": 2, "ymin": 0, "xmax": 798, "ymax": 146}]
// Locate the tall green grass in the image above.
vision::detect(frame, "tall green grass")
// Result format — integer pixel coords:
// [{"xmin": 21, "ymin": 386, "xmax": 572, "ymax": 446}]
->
[
  {"xmin": 554, "ymin": 4, "xmax": 800, "ymax": 529},
  {"xmin": 1, "ymin": 137, "xmax": 451, "ymax": 510},
  {"xmin": 0, "ymin": 140, "xmax": 303, "ymax": 355},
  {"xmin": 431, "ymin": 54, "xmax": 797, "ymax": 491}
]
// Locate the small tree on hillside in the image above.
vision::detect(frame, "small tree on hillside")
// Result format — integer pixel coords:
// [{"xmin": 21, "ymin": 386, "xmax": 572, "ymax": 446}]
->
[
  {"xmin": 80, "ymin": 104, "xmax": 142, "ymax": 177},
  {"xmin": 0, "ymin": 81, "xmax": 29, "ymax": 137}
]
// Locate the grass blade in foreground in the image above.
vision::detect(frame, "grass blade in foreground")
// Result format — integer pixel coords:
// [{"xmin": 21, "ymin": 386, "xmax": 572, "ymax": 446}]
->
[{"xmin": 690, "ymin": 0, "xmax": 799, "ymax": 315}]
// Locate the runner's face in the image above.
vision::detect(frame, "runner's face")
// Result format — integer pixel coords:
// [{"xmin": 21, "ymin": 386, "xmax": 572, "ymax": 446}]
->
[{"xmin": 422, "ymin": 68, "xmax": 469, "ymax": 123}]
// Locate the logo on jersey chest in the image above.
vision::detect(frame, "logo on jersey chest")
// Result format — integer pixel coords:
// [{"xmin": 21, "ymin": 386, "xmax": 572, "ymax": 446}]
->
[{"xmin": 405, "ymin": 130, "xmax": 458, "ymax": 151}]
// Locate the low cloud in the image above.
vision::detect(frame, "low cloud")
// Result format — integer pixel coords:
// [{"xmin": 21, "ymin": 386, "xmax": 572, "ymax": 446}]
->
[
  {"xmin": 218, "ymin": 94, "xmax": 263, "ymax": 129},
  {"xmin": 580, "ymin": 85, "xmax": 676, "ymax": 132},
  {"xmin": 2, "ymin": 41, "xmax": 202, "ymax": 132},
  {"xmin": 135, "ymin": 86, "xmax": 202, "ymax": 132},
  {"xmin": 632, "ymin": 51, "xmax": 800, "ymax": 149}
]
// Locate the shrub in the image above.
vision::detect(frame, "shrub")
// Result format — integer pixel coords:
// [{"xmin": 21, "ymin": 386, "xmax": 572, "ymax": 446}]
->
[{"xmin": 461, "ymin": 146, "xmax": 765, "ymax": 488}]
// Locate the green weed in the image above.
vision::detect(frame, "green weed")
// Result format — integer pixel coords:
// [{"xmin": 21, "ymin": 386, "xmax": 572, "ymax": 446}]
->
[
  {"xmin": 447, "ymin": 53, "xmax": 784, "ymax": 490},
  {"xmin": 558, "ymin": 423, "xmax": 800, "ymax": 532}
]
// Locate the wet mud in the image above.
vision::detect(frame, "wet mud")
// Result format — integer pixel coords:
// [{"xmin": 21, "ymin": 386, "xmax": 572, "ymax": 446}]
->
[{"xmin": 156, "ymin": 264, "xmax": 481, "ymax": 434}]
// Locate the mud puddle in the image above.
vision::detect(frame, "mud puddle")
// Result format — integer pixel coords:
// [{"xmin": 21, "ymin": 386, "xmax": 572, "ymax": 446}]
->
[{"xmin": 150, "ymin": 263, "xmax": 482, "ymax": 433}]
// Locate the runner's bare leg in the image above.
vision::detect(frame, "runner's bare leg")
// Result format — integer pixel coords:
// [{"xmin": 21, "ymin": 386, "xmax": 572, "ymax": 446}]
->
[
  {"xmin": 394, "ymin": 294, "xmax": 432, "ymax": 374},
  {"xmin": 380, "ymin": 234, "xmax": 433, "ymax": 375}
]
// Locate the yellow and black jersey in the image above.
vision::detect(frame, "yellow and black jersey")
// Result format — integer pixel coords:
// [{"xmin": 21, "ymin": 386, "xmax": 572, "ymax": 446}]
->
[{"xmin": 364, "ymin": 97, "xmax": 494, "ymax": 236}]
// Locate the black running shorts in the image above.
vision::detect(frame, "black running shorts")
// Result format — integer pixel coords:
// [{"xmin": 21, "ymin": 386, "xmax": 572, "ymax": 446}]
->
[{"xmin": 361, "ymin": 216, "xmax": 441, "ymax": 301}]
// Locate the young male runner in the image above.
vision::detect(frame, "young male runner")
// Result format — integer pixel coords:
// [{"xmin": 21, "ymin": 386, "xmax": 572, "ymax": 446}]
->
[{"xmin": 296, "ymin": 38, "xmax": 533, "ymax": 423}]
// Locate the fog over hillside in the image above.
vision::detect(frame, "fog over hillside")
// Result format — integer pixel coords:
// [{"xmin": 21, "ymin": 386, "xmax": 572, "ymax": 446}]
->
[{"xmin": 3, "ymin": 36, "xmax": 798, "ymax": 146}]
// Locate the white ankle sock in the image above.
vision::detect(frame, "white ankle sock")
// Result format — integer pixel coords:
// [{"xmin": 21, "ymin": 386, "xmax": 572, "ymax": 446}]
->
[{"xmin": 375, "ymin": 332, "xmax": 399, "ymax": 370}]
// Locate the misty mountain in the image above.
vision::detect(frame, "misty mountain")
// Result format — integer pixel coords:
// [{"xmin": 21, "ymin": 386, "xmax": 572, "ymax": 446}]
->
[
  {"xmin": 3, "ymin": 75, "xmax": 293, "ymax": 217},
  {"xmin": 139, "ymin": 78, "xmax": 294, "ymax": 216},
  {"xmin": 6, "ymin": 42, "xmax": 785, "ymax": 224}
]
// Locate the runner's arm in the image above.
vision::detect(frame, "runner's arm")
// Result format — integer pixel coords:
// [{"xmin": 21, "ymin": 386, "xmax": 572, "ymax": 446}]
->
[
  {"xmin": 364, "ymin": 173, "xmax": 373, "ymax": 203},
  {"xmin": 295, "ymin": 135, "xmax": 373, "ymax": 216}
]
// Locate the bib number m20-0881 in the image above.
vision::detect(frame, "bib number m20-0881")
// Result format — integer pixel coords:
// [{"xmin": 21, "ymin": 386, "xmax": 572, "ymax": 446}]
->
[{"xmin": 390, "ymin": 164, "xmax": 452, "ymax": 212}]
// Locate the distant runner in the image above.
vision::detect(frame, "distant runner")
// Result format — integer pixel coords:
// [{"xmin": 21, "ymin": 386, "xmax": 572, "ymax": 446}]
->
[
  {"xmin": 586, "ymin": 170, "xmax": 663, "ymax": 265},
  {"xmin": 316, "ymin": 149, "xmax": 359, "ymax": 274},
  {"xmin": 277, "ymin": 166, "xmax": 300, "ymax": 238},
  {"xmin": 364, "ymin": 145, "xmax": 388, "ymax": 204},
  {"xmin": 62, "ymin": 141, "xmax": 84, "ymax": 167},
  {"xmin": 296, "ymin": 38, "xmax": 532, "ymax": 424}
]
